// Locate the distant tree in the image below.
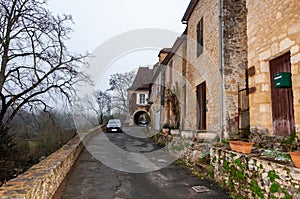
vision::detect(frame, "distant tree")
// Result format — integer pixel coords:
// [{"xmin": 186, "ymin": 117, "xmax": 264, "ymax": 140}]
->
[
  {"xmin": 95, "ymin": 91, "xmax": 111, "ymax": 124},
  {"xmin": 0, "ymin": 109, "xmax": 77, "ymax": 184},
  {"xmin": 107, "ymin": 71, "xmax": 135, "ymax": 113},
  {"xmin": 0, "ymin": 0, "xmax": 88, "ymax": 158}
]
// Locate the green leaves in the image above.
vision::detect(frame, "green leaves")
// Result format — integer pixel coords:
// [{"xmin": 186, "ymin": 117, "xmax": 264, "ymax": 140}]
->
[
  {"xmin": 270, "ymin": 182, "xmax": 280, "ymax": 193},
  {"xmin": 268, "ymin": 170, "xmax": 279, "ymax": 183}
]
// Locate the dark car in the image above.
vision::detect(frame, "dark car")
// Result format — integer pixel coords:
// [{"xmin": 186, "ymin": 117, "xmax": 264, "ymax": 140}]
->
[{"xmin": 106, "ymin": 119, "xmax": 122, "ymax": 133}]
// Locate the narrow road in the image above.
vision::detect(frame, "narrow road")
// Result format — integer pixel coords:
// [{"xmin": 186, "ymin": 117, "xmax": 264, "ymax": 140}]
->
[{"xmin": 53, "ymin": 127, "xmax": 229, "ymax": 199}]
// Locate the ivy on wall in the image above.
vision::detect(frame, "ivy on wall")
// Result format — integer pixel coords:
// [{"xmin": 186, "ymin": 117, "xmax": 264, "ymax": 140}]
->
[{"xmin": 211, "ymin": 149, "xmax": 298, "ymax": 199}]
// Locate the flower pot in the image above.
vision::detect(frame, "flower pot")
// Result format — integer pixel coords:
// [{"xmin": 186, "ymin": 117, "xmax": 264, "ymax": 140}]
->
[
  {"xmin": 163, "ymin": 127, "xmax": 170, "ymax": 135},
  {"xmin": 289, "ymin": 152, "xmax": 300, "ymax": 168},
  {"xmin": 229, "ymin": 141, "xmax": 253, "ymax": 154}
]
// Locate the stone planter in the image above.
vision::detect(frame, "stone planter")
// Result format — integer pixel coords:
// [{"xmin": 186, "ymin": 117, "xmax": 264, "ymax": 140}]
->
[
  {"xmin": 289, "ymin": 151, "xmax": 300, "ymax": 168},
  {"xmin": 229, "ymin": 141, "xmax": 253, "ymax": 154}
]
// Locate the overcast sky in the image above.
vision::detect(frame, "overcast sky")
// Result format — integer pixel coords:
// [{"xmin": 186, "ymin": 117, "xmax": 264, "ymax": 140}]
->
[{"xmin": 47, "ymin": 0, "xmax": 190, "ymax": 90}]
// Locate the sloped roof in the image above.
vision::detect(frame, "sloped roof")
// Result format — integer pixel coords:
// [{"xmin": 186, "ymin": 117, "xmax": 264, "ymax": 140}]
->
[
  {"xmin": 181, "ymin": 0, "xmax": 199, "ymax": 24},
  {"xmin": 128, "ymin": 67, "xmax": 153, "ymax": 91}
]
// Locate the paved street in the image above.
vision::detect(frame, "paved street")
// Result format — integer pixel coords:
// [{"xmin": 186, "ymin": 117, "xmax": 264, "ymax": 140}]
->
[{"xmin": 53, "ymin": 127, "xmax": 229, "ymax": 199}]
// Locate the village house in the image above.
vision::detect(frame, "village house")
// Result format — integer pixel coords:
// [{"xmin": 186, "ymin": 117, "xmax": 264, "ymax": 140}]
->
[
  {"xmin": 247, "ymin": 0, "xmax": 300, "ymax": 137},
  {"xmin": 149, "ymin": 34, "xmax": 187, "ymax": 131},
  {"xmin": 182, "ymin": 0, "xmax": 248, "ymax": 137},
  {"xmin": 149, "ymin": 0, "xmax": 300, "ymax": 142},
  {"xmin": 149, "ymin": 48, "xmax": 170, "ymax": 131},
  {"xmin": 149, "ymin": 0, "xmax": 248, "ymax": 138},
  {"xmin": 128, "ymin": 67, "xmax": 153, "ymax": 125},
  {"xmin": 147, "ymin": 0, "xmax": 300, "ymax": 196}
]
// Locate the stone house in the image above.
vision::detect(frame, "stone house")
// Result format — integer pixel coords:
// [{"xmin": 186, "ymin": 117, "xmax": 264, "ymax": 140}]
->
[
  {"xmin": 149, "ymin": 48, "xmax": 171, "ymax": 131},
  {"xmin": 151, "ymin": 0, "xmax": 300, "ymax": 140},
  {"xmin": 179, "ymin": 0, "xmax": 248, "ymax": 137},
  {"xmin": 247, "ymin": 0, "xmax": 300, "ymax": 137},
  {"xmin": 149, "ymin": 0, "xmax": 248, "ymax": 138},
  {"xmin": 149, "ymin": 34, "xmax": 187, "ymax": 131},
  {"xmin": 128, "ymin": 67, "xmax": 153, "ymax": 125}
]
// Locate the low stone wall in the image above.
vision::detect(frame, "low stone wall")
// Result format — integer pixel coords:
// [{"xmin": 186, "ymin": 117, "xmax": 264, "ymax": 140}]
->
[
  {"xmin": 0, "ymin": 127, "xmax": 100, "ymax": 199},
  {"xmin": 211, "ymin": 147, "xmax": 300, "ymax": 198},
  {"xmin": 150, "ymin": 130, "xmax": 217, "ymax": 163}
]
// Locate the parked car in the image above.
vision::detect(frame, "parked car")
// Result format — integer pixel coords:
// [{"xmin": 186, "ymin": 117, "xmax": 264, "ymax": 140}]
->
[
  {"xmin": 139, "ymin": 119, "xmax": 147, "ymax": 126},
  {"xmin": 106, "ymin": 119, "xmax": 122, "ymax": 133}
]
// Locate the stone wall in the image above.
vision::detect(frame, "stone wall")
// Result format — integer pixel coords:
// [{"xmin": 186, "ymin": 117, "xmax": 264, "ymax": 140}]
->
[
  {"xmin": 163, "ymin": 37, "xmax": 186, "ymax": 129},
  {"xmin": 185, "ymin": 0, "xmax": 248, "ymax": 135},
  {"xmin": 0, "ymin": 127, "xmax": 99, "ymax": 199},
  {"xmin": 211, "ymin": 147, "xmax": 300, "ymax": 198},
  {"xmin": 185, "ymin": 0, "xmax": 220, "ymax": 132},
  {"xmin": 247, "ymin": 0, "xmax": 300, "ymax": 134},
  {"xmin": 149, "ymin": 71, "xmax": 162, "ymax": 131},
  {"xmin": 151, "ymin": 130, "xmax": 217, "ymax": 164},
  {"xmin": 222, "ymin": 0, "xmax": 248, "ymax": 137}
]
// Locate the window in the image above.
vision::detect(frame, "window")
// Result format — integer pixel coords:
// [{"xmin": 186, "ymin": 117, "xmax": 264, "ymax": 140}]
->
[
  {"xmin": 139, "ymin": 94, "xmax": 146, "ymax": 104},
  {"xmin": 197, "ymin": 18, "xmax": 203, "ymax": 57},
  {"xmin": 156, "ymin": 76, "xmax": 160, "ymax": 96},
  {"xmin": 169, "ymin": 60, "xmax": 173, "ymax": 83}
]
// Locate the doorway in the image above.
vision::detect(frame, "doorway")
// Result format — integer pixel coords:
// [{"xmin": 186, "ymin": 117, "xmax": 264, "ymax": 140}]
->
[
  {"xmin": 269, "ymin": 52, "xmax": 295, "ymax": 136},
  {"xmin": 196, "ymin": 82, "xmax": 206, "ymax": 130}
]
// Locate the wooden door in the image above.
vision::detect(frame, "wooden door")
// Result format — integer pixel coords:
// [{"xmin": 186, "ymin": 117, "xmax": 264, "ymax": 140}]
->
[
  {"xmin": 196, "ymin": 82, "xmax": 206, "ymax": 130},
  {"xmin": 270, "ymin": 52, "xmax": 295, "ymax": 136}
]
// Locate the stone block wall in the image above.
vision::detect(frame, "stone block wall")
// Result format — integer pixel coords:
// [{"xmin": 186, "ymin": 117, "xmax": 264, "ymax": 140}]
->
[
  {"xmin": 211, "ymin": 147, "xmax": 300, "ymax": 198},
  {"xmin": 222, "ymin": 0, "xmax": 248, "ymax": 137},
  {"xmin": 0, "ymin": 127, "xmax": 99, "ymax": 199},
  {"xmin": 247, "ymin": 0, "xmax": 300, "ymax": 134},
  {"xmin": 151, "ymin": 130, "xmax": 217, "ymax": 164},
  {"xmin": 184, "ymin": 0, "xmax": 248, "ymax": 136},
  {"xmin": 185, "ymin": 0, "xmax": 220, "ymax": 132}
]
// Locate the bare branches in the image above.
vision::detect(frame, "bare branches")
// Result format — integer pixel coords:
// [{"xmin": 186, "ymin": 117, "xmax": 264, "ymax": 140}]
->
[
  {"xmin": 107, "ymin": 71, "xmax": 135, "ymax": 113},
  {"xmin": 0, "ymin": 0, "xmax": 89, "ymax": 133}
]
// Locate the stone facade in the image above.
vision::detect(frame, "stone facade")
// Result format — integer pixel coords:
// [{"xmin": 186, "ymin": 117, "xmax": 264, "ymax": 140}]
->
[
  {"xmin": 128, "ymin": 67, "xmax": 152, "ymax": 125},
  {"xmin": 184, "ymin": 0, "xmax": 220, "ymax": 132},
  {"xmin": 183, "ymin": 0, "xmax": 248, "ymax": 136},
  {"xmin": 163, "ymin": 36, "xmax": 187, "ymax": 129},
  {"xmin": 153, "ymin": 0, "xmax": 299, "ymax": 139},
  {"xmin": 149, "ymin": 61, "xmax": 165, "ymax": 131},
  {"xmin": 247, "ymin": 0, "xmax": 300, "ymax": 135}
]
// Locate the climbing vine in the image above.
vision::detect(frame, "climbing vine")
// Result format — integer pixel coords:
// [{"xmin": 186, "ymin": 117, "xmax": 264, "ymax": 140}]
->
[{"xmin": 212, "ymin": 149, "xmax": 297, "ymax": 199}]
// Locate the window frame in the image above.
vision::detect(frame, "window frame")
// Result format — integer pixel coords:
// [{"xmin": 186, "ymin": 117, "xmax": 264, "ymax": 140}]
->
[
  {"xmin": 197, "ymin": 17, "xmax": 203, "ymax": 57},
  {"xmin": 139, "ymin": 94, "xmax": 146, "ymax": 104}
]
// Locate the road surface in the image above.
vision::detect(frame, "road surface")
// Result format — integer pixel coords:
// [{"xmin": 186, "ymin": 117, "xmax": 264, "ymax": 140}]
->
[{"xmin": 53, "ymin": 126, "xmax": 229, "ymax": 199}]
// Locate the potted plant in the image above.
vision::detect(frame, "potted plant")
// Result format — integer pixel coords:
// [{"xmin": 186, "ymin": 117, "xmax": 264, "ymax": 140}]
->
[
  {"xmin": 162, "ymin": 123, "xmax": 171, "ymax": 135},
  {"xmin": 229, "ymin": 140, "xmax": 254, "ymax": 154},
  {"xmin": 288, "ymin": 152, "xmax": 300, "ymax": 168}
]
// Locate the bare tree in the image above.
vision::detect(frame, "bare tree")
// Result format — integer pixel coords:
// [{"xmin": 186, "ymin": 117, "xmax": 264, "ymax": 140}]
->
[
  {"xmin": 107, "ymin": 71, "xmax": 135, "ymax": 113},
  {"xmin": 0, "ymin": 0, "xmax": 88, "ymax": 154},
  {"xmin": 95, "ymin": 90, "xmax": 111, "ymax": 124}
]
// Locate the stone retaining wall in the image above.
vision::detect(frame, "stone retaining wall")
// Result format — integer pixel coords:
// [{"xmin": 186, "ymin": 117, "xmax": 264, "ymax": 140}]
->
[
  {"xmin": 211, "ymin": 147, "xmax": 300, "ymax": 198},
  {"xmin": 151, "ymin": 130, "xmax": 217, "ymax": 163},
  {"xmin": 0, "ymin": 127, "xmax": 100, "ymax": 199}
]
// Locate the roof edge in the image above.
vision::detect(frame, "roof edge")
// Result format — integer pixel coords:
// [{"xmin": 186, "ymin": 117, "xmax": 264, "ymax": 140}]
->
[{"xmin": 181, "ymin": 0, "xmax": 199, "ymax": 24}]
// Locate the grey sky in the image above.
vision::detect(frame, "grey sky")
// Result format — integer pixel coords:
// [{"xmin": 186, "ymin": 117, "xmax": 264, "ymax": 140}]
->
[
  {"xmin": 48, "ymin": 0, "xmax": 189, "ymax": 90},
  {"xmin": 48, "ymin": 0, "xmax": 189, "ymax": 53}
]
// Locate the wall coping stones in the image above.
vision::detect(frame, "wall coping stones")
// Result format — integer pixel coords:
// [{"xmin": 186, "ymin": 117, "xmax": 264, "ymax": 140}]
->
[{"xmin": 0, "ymin": 126, "xmax": 101, "ymax": 199}]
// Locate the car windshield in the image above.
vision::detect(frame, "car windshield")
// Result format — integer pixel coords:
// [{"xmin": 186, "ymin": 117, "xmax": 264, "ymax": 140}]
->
[{"xmin": 108, "ymin": 119, "xmax": 121, "ymax": 125}]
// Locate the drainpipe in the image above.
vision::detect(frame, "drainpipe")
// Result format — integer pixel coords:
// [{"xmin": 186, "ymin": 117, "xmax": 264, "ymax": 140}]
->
[{"xmin": 218, "ymin": 0, "xmax": 223, "ymax": 142}]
